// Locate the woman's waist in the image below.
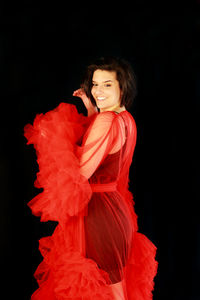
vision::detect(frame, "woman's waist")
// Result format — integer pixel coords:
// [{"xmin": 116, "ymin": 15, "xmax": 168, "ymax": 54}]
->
[{"xmin": 90, "ymin": 181, "xmax": 118, "ymax": 192}]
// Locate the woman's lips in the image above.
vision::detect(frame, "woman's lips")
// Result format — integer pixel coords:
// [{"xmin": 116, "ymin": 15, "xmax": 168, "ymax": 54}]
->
[{"xmin": 96, "ymin": 97, "xmax": 106, "ymax": 101}]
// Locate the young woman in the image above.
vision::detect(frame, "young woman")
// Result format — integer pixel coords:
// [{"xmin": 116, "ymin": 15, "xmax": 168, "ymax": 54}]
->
[{"xmin": 24, "ymin": 57, "xmax": 158, "ymax": 300}]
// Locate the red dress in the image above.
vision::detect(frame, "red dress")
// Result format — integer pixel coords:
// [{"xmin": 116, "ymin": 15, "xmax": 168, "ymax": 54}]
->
[{"xmin": 24, "ymin": 102, "xmax": 158, "ymax": 300}]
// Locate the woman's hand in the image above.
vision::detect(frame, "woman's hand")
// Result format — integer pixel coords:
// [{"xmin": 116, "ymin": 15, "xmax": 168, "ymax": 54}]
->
[{"xmin": 73, "ymin": 88, "xmax": 98, "ymax": 116}]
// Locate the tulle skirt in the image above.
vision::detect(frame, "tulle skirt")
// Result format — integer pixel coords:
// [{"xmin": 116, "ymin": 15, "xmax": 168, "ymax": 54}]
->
[{"xmin": 85, "ymin": 191, "xmax": 134, "ymax": 284}]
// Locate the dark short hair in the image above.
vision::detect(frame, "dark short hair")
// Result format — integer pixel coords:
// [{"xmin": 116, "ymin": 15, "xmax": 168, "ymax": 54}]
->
[{"xmin": 81, "ymin": 56, "xmax": 138, "ymax": 110}]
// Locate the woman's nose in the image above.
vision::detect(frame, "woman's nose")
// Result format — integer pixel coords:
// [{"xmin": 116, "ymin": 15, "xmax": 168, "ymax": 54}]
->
[{"xmin": 95, "ymin": 85, "xmax": 104, "ymax": 94}]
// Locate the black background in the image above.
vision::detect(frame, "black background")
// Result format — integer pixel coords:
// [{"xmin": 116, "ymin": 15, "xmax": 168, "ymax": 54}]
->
[{"xmin": 1, "ymin": 1, "xmax": 200, "ymax": 299}]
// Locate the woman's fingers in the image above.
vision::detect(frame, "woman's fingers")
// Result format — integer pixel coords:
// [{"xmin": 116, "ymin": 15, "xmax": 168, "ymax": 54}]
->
[
  {"xmin": 73, "ymin": 88, "xmax": 84, "ymax": 98},
  {"xmin": 72, "ymin": 89, "xmax": 97, "ymax": 115}
]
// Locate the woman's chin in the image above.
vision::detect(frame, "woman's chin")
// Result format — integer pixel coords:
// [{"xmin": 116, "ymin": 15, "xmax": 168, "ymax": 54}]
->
[{"xmin": 96, "ymin": 102, "xmax": 106, "ymax": 109}]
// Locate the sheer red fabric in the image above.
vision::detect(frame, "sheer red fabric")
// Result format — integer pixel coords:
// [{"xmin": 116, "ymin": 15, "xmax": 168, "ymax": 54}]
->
[{"xmin": 24, "ymin": 102, "xmax": 158, "ymax": 300}]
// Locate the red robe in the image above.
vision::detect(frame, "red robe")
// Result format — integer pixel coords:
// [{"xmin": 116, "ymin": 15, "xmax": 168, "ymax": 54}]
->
[{"xmin": 24, "ymin": 102, "xmax": 158, "ymax": 300}]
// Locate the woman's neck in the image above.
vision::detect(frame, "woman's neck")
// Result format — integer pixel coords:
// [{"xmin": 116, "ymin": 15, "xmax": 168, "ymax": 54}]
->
[{"xmin": 100, "ymin": 104, "xmax": 126, "ymax": 113}]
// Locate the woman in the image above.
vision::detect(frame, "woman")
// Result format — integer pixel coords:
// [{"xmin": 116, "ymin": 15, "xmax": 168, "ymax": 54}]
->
[{"xmin": 24, "ymin": 57, "xmax": 158, "ymax": 300}]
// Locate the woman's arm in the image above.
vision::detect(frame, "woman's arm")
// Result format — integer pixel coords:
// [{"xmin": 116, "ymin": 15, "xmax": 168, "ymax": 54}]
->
[
  {"xmin": 77, "ymin": 112, "xmax": 122, "ymax": 179},
  {"xmin": 73, "ymin": 88, "xmax": 98, "ymax": 117}
]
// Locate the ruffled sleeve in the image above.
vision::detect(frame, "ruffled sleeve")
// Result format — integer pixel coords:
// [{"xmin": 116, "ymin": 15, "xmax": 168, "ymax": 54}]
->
[{"xmin": 24, "ymin": 102, "xmax": 96, "ymax": 224}]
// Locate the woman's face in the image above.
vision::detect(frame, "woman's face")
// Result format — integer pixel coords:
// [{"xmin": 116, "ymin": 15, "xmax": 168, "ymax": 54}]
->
[{"xmin": 91, "ymin": 69, "xmax": 122, "ymax": 112}]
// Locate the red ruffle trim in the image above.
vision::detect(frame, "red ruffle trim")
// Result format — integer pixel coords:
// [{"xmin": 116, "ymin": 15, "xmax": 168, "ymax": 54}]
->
[
  {"xmin": 31, "ymin": 224, "xmax": 113, "ymax": 300},
  {"xmin": 31, "ymin": 227, "xmax": 158, "ymax": 300},
  {"xmin": 24, "ymin": 103, "xmax": 94, "ymax": 224},
  {"xmin": 125, "ymin": 232, "xmax": 158, "ymax": 300}
]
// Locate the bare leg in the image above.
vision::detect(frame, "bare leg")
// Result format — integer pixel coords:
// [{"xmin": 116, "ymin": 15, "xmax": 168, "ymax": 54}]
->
[{"xmin": 109, "ymin": 281, "xmax": 126, "ymax": 300}]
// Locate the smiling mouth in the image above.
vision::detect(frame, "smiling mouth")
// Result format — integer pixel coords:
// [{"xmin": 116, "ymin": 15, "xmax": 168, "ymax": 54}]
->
[{"xmin": 96, "ymin": 97, "xmax": 106, "ymax": 101}]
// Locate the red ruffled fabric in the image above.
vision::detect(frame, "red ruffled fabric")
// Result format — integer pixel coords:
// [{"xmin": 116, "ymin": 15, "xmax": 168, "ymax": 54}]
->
[
  {"xmin": 31, "ymin": 223, "xmax": 113, "ymax": 300},
  {"xmin": 125, "ymin": 232, "xmax": 158, "ymax": 300},
  {"xmin": 24, "ymin": 102, "xmax": 158, "ymax": 300},
  {"xmin": 24, "ymin": 103, "xmax": 95, "ymax": 224}
]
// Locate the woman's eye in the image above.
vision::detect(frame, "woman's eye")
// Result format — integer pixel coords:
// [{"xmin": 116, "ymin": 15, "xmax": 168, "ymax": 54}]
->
[{"xmin": 92, "ymin": 83, "xmax": 111, "ymax": 88}]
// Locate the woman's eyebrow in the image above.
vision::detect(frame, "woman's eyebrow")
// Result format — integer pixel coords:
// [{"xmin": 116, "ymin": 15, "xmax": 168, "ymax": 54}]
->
[{"xmin": 92, "ymin": 80, "xmax": 113, "ymax": 83}]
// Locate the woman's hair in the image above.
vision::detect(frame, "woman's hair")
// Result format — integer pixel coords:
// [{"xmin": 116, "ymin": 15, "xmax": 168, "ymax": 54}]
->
[{"xmin": 81, "ymin": 56, "xmax": 138, "ymax": 110}]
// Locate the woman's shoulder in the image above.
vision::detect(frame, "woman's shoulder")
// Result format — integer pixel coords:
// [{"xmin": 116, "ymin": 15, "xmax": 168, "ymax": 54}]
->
[
  {"xmin": 95, "ymin": 110, "xmax": 134, "ymax": 123},
  {"xmin": 91, "ymin": 110, "xmax": 136, "ymax": 132}
]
